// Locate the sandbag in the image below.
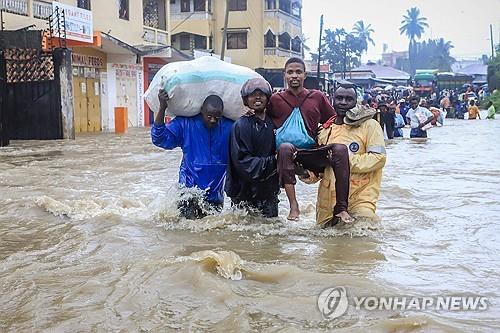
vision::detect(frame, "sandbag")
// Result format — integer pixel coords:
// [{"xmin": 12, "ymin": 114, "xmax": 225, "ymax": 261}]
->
[{"xmin": 144, "ymin": 56, "xmax": 263, "ymax": 120}]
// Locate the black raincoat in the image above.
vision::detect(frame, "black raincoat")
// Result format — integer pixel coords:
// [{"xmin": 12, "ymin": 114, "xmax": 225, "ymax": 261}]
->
[{"xmin": 225, "ymin": 114, "xmax": 279, "ymax": 217}]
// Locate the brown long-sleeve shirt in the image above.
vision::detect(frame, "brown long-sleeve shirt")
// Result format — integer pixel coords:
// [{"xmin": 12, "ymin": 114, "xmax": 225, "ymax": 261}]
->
[{"xmin": 267, "ymin": 89, "xmax": 336, "ymax": 139}]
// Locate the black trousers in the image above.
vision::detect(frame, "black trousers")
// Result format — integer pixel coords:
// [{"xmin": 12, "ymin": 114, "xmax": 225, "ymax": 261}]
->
[
  {"xmin": 232, "ymin": 197, "xmax": 279, "ymax": 218},
  {"xmin": 178, "ymin": 197, "xmax": 222, "ymax": 220}
]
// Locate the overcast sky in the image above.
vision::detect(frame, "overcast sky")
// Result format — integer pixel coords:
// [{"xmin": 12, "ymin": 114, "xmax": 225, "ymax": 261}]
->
[{"xmin": 302, "ymin": 0, "xmax": 500, "ymax": 62}]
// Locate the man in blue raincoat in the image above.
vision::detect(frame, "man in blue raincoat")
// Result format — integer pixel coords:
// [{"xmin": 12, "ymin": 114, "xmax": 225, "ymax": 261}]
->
[{"xmin": 151, "ymin": 90, "xmax": 233, "ymax": 219}]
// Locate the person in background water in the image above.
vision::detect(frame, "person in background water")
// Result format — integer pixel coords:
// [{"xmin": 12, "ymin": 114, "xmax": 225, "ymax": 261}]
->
[
  {"xmin": 151, "ymin": 90, "xmax": 233, "ymax": 219},
  {"xmin": 440, "ymin": 93, "xmax": 451, "ymax": 118},
  {"xmin": 300, "ymin": 82, "xmax": 386, "ymax": 224},
  {"xmin": 486, "ymin": 101, "xmax": 496, "ymax": 119},
  {"xmin": 375, "ymin": 101, "xmax": 395, "ymax": 139},
  {"xmin": 397, "ymin": 99, "xmax": 410, "ymax": 124},
  {"xmin": 267, "ymin": 57, "xmax": 351, "ymax": 222},
  {"xmin": 406, "ymin": 96, "xmax": 435, "ymax": 138},
  {"xmin": 225, "ymin": 78, "xmax": 280, "ymax": 218},
  {"xmin": 393, "ymin": 105, "xmax": 406, "ymax": 138},
  {"xmin": 468, "ymin": 100, "xmax": 481, "ymax": 120}
]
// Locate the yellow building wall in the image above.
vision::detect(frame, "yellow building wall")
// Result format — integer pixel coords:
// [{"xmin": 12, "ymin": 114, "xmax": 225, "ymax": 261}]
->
[
  {"xmin": 2, "ymin": 10, "xmax": 47, "ymax": 30},
  {"xmin": 171, "ymin": 19, "xmax": 213, "ymax": 36},
  {"xmin": 2, "ymin": 0, "xmax": 170, "ymax": 47},
  {"xmin": 212, "ymin": 1, "xmax": 264, "ymax": 69}
]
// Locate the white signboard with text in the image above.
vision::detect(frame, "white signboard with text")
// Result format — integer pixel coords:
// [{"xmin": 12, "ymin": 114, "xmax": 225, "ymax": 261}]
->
[{"xmin": 52, "ymin": 1, "xmax": 93, "ymax": 43}]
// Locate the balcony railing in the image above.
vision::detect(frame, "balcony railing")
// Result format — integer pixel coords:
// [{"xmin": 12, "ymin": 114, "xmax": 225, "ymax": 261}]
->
[
  {"xmin": 0, "ymin": 0, "xmax": 29, "ymax": 16},
  {"xmin": 143, "ymin": 26, "xmax": 169, "ymax": 46},
  {"xmin": 264, "ymin": 9, "xmax": 301, "ymax": 28},
  {"xmin": 33, "ymin": 0, "xmax": 51, "ymax": 19},
  {"xmin": 264, "ymin": 47, "xmax": 301, "ymax": 57},
  {"xmin": 171, "ymin": 11, "xmax": 212, "ymax": 21}
]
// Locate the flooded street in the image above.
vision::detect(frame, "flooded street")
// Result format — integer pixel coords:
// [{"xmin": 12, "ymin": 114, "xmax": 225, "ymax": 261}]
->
[{"xmin": 1, "ymin": 118, "xmax": 499, "ymax": 332}]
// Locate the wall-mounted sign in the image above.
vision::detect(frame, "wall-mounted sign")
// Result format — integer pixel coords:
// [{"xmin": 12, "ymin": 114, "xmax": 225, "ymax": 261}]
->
[
  {"xmin": 72, "ymin": 53, "xmax": 104, "ymax": 68},
  {"xmin": 52, "ymin": 1, "xmax": 93, "ymax": 43}
]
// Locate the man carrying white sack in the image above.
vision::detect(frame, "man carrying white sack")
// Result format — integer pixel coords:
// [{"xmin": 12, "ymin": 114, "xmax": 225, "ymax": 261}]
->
[{"xmin": 151, "ymin": 89, "xmax": 233, "ymax": 220}]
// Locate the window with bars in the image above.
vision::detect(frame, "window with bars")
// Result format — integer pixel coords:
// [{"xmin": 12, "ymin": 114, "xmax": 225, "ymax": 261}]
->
[
  {"xmin": 180, "ymin": 0, "xmax": 190, "ymax": 12},
  {"xmin": 119, "ymin": 0, "xmax": 129, "ymax": 20},
  {"xmin": 291, "ymin": 1, "xmax": 301, "ymax": 18},
  {"xmin": 143, "ymin": 0, "xmax": 167, "ymax": 30},
  {"xmin": 291, "ymin": 37, "xmax": 301, "ymax": 53},
  {"xmin": 264, "ymin": 30, "xmax": 275, "ymax": 48},
  {"xmin": 228, "ymin": 0, "xmax": 246, "ymax": 11},
  {"xmin": 265, "ymin": 0, "xmax": 276, "ymax": 10},
  {"xmin": 77, "ymin": 0, "xmax": 91, "ymax": 10},
  {"xmin": 194, "ymin": 0, "xmax": 205, "ymax": 11},
  {"xmin": 194, "ymin": 35, "xmax": 207, "ymax": 49},
  {"xmin": 279, "ymin": 0, "xmax": 290, "ymax": 14},
  {"xmin": 227, "ymin": 32, "xmax": 247, "ymax": 49},
  {"xmin": 180, "ymin": 35, "xmax": 191, "ymax": 50},
  {"xmin": 279, "ymin": 33, "xmax": 290, "ymax": 50}
]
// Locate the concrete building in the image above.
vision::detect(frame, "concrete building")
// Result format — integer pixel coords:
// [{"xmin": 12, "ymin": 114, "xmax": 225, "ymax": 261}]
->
[
  {"xmin": 169, "ymin": 0, "xmax": 303, "ymax": 71},
  {"xmin": 1, "ymin": 0, "xmax": 187, "ymax": 132},
  {"xmin": 381, "ymin": 51, "xmax": 409, "ymax": 72},
  {"xmin": 457, "ymin": 63, "xmax": 487, "ymax": 85}
]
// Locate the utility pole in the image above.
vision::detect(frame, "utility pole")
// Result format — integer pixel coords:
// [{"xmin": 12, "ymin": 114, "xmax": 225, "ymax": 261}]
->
[
  {"xmin": 342, "ymin": 37, "xmax": 347, "ymax": 79},
  {"xmin": 337, "ymin": 34, "xmax": 343, "ymax": 79},
  {"xmin": 220, "ymin": 0, "xmax": 230, "ymax": 61},
  {"xmin": 1, "ymin": 9, "xmax": 4, "ymax": 31},
  {"xmin": 490, "ymin": 24, "xmax": 495, "ymax": 59},
  {"xmin": 316, "ymin": 14, "xmax": 324, "ymax": 89}
]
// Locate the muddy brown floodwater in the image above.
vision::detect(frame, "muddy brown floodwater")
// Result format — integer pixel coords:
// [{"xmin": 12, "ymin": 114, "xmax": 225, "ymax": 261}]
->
[{"xmin": 1, "ymin": 117, "xmax": 499, "ymax": 332}]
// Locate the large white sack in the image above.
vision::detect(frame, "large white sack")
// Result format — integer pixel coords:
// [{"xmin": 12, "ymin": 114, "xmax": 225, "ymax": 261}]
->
[{"xmin": 144, "ymin": 56, "xmax": 263, "ymax": 120}]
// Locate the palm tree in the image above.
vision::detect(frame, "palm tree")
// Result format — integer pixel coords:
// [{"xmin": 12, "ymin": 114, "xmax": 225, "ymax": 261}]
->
[
  {"xmin": 399, "ymin": 7, "xmax": 429, "ymax": 74},
  {"xmin": 432, "ymin": 38, "xmax": 455, "ymax": 71},
  {"xmin": 352, "ymin": 20, "xmax": 375, "ymax": 54}
]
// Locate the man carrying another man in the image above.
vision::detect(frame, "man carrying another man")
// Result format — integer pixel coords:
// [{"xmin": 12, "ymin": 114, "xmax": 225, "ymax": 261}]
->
[
  {"xmin": 301, "ymin": 82, "xmax": 386, "ymax": 225},
  {"xmin": 267, "ymin": 57, "xmax": 352, "ymax": 224}
]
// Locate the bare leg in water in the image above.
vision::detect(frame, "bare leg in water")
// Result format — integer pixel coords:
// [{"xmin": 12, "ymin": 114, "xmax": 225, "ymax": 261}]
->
[{"xmin": 284, "ymin": 184, "xmax": 300, "ymax": 220}]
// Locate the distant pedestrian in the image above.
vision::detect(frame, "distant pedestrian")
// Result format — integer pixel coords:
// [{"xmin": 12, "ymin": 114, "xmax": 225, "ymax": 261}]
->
[
  {"xmin": 468, "ymin": 100, "xmax": 481, "ymax": 120},
  {"xmin": 486, "ymin": 101, "xmax": 496, "ymax": 119},
  {"xmin": 406, "ymin": 96, "xmax": 434, "ymax": 138}
]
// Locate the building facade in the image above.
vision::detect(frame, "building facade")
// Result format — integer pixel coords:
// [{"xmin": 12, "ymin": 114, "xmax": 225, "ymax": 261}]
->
[
  {"xmin": 170, "ymin": 0, "xmax": 303, "ymax": 70},
  {"xmin": 1, "ymin": 0, "xmax": 178, "ymax": 133}
]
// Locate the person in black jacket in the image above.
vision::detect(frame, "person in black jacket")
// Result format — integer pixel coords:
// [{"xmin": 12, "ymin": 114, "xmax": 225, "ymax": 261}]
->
[
  {"xmin": 375, "ymin": 101, "xmax": 395, "ymax": 139},
  {"xmin": 225, "ymin": 78, "xmax": 280, "ymax": 218}
]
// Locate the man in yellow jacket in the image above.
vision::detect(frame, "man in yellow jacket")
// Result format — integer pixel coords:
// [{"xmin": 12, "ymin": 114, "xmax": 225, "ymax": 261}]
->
[{"xmin": 300, "ymin": 82, "xmax": 386, "ymax": 226}]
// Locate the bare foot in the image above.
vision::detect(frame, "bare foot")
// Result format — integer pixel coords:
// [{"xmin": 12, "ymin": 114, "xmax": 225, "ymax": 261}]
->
[
  {"xmin": 287, "ymin": 205, "xmax": 300, "ymax": 221},
  {"xmin": 336, "ymin": 211, "xmax": 354, "ymax": 224}
]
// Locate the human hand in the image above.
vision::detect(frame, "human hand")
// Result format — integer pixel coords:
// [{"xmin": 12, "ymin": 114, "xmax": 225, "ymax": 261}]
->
[
  {"xmin": 294, "ymin": 162, "xmax": 309, "ymax": 177},
  {"xmin": 158, "ymin": 89, "xmax": 169, "ymax": 111},
  {"xmin": 244, "ymin": 106, "xmax": 255, "ymax": 117},
  {"xmin": 327, "ymin": 149, "xmax": 334, "ymax": 161}
]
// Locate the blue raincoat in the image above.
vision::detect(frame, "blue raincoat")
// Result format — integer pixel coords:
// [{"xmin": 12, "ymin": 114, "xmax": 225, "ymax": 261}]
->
[{"xmin": 151, "ymin": 114, "xmax": 233, "ymax": 204}]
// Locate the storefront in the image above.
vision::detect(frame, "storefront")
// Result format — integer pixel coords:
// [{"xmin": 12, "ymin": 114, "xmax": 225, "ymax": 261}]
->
[{"xmin": 71, "ymin": 50, "xmax": 106, "ymax": 133}]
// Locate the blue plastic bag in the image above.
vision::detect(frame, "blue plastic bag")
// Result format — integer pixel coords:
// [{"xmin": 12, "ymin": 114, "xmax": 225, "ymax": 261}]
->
[{"xmin": 275, "ymin": 107, "xmax": 315, "ymax": 149}]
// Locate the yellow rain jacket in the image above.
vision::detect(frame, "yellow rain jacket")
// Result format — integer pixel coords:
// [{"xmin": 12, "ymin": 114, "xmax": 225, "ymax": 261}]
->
[{"xmin": 303, "ymin": 118, "xmax": 386, "ymax": 224}]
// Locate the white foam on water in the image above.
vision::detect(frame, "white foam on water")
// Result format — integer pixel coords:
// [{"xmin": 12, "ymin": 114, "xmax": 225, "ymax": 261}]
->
[
  {"xmin": 34, "ymin": 195, "xmax": 151, "ymax": 221},
  {"xmin": 34, "ymin": 184, "xmax": 382, "ymax": 239}
]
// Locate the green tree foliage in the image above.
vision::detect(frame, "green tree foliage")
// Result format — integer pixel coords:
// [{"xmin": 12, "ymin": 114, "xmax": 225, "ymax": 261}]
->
[
  {"xmin": 312, "ymin": 28, "xmax": 366, "ymax": 73},
  {"xmin": 487, "ymin": 44, "xmax": 500, "ymax": 91},
  {"xmin": 413, "ymin": 38, "xmax": 455, "ymax": 71},
  {"xmin": 399, "ymin": 7, "xmax": 429, "ymax": 74},
  {"xmin": 352, "ymin": 20, "xmax": 375, "ymax": 54}
]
